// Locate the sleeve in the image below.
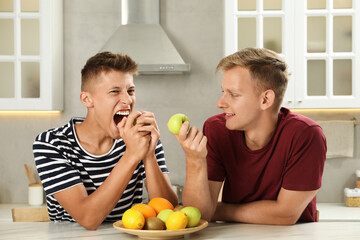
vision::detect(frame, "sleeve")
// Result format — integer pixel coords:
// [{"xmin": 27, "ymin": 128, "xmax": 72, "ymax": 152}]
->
[
  {"xmin": 203, "ymin": 119, "xmax": 226, "ymax": 182},
  {"xmin": 142, "ymin": 139, "xmax": 169, "ymax": 179},
  {"xmin": 282, "ymin": 125, "xmax": 327, "ymax": 191},
  {"xmin": 32, "ymin": 132, "xmax": 83, "ymax": 196}
]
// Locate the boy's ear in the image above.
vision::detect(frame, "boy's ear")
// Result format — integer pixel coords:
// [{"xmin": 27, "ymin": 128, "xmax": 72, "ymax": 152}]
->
[
  {"xmin": 260, "ymin": 89, "xmax": 275, "ymax": 110},
  {"xmin": 80, "ymin": 91, "xmax": 94, "ymax": 108}
]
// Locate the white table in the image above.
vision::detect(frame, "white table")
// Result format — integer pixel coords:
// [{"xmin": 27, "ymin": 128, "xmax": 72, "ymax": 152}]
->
[
  {"xmin": 1, "ymin": 203, "xmax": 360, "ymax": 239},
  {"xmin": 1, "ymin": 221, "xmax": 360, "ymax": 239}
]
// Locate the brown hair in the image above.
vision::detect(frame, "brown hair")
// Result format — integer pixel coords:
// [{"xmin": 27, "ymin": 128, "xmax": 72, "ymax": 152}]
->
[
  {"xmin": 216, "ymin": 48, "xmax": 289, "ymax": 110},
  {"xmin": 81, "ymin": 51, "xmax": 138, "ymax": 91}
]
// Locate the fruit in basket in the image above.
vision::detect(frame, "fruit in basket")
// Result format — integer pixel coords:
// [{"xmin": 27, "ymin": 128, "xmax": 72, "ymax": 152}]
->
[
  {"xmin": 148, "ymin": 197, "xmax": 174, "ymax": 214},
  {"xmin": 174, "ymin": 205, "xmax": 184, "ymax": 211},
  {"xmin": 131, "ymin": 203, "xmax": 156, "ymax": 219},
  {"xmin": 122, "ymin": 209, "xmax": 145, "ymax": 230},
  {"xmin": 143, "ymin": 217, "xmax": 165, "ymax": 230},
  {"xmin": 167, "ymin": 113, "xmax": 190, "ymax": 135},
  {"xmin": 180, "ymin": 206, "xmax": 201, "ymax": 228},
  {"xmin": 157, "ymin": 209, "xmax": 174, "ymax": 224},
  {"xmin": 165, "ymin": 211, "xmax": 188, "ymax": 230}
]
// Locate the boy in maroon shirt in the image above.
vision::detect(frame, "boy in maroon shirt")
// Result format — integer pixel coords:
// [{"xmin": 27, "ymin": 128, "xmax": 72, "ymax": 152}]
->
[{"xmin": 175, "ymin": 48, "xmax": 326, "ymax": 225}]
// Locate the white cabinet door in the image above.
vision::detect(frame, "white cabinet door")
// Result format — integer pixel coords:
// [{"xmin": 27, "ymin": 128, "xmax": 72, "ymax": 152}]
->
[
  {"xmin": 0, "ymin": 0, "xmax": 63, "ymax": 111},
  {"xmin": 225, "ymin": 0, "xmax": 359, "ymax": 109}
]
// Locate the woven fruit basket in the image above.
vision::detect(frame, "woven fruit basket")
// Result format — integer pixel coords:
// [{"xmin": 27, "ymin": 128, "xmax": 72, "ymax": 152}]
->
[{"xmin": 344, "ymin": 188, "xmax": 360, "ymax": 207}]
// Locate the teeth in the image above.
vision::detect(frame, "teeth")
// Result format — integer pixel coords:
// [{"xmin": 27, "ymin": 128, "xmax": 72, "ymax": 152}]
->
[
  {"xmin": 226, "ymin": 113, "xmax": 235, "ymax": 116},
  {"xmin": 116, "ymin": 111, "xmax": 130, "ymax": 116}
]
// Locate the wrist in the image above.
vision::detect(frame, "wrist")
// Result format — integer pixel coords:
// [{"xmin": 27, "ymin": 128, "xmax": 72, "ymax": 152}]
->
[
  {"xmin": 122, "ymin": 151, "xmax": 141, "ymax": 166},
  {"xmin": 143, "ymin": 154, "xmax": 156, "ymax": 165},
  {"xmin": 185, "ymin": 157, "xmax": 207, "ymax": 173}
]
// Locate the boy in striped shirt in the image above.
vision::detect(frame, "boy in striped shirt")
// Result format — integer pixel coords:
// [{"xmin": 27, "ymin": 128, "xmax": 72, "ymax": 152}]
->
[{"xmin": 33, "ymin": 52, "xmax": 178, "ymax": 230}]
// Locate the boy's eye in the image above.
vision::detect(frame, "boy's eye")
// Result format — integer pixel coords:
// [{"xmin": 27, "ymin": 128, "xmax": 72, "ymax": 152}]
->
[{"xmin": 128, "ymin": 89, "xmax": 135, "ymax": 95}]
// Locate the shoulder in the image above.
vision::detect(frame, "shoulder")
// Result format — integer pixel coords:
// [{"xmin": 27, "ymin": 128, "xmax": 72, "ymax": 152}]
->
[
  {"xmin": 280, "ymin": 108, "xmax": 322, "ymax": 131},
  {"xmin": 279, "ymin": 108, "xmax": 326, "ymax": 144},
  {"xmin": 34, "ymin": 118, "xmax": 82, "ymax": 146}
]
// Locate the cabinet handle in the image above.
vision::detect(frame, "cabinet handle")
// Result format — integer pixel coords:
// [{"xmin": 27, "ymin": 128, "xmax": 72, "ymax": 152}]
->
[
  {"xmin": 287, "ymin": 100, "xmax": 293, "ymax": 103},
  {"xmin": 297, "ymin": 99, "xmax": 303, "ymax": 103}
]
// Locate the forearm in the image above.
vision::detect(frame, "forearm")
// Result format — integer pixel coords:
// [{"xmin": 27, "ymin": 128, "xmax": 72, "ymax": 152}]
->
[
  {"xmin": 213, "ymin": 200, "xmax": 299, "ymax": 225},
  {"xmin": 182, "ymin": 158, "xmax": 214, "ymax": 221},
  {"xmin": 143, "ymin": 155, "xmax": 178, "ymax": 207},
  {"xmin": 64, "ymin": 152, "xmax": 140, "ymax": 230}
]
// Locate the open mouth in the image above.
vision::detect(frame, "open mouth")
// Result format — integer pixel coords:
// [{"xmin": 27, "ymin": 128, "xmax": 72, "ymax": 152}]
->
[
  {"xmin": 224, "ymin": 113, "xmax": 235, "ymax": 120},
  {"xmin": 114, "ymin": 110, "xmax": 130, "ymax": 125}
]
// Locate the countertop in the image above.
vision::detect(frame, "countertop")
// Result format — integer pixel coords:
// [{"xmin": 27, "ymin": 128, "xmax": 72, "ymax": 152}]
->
[
  {"xmin": 1, "ymin": 220, "xmax": 360, "ymax": 239},
  {"xmin": 1, "ymin": 203, "xmax": 360, "ymax": 239}
]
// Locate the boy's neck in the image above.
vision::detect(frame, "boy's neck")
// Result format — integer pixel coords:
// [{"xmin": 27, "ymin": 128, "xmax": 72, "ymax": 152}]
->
[
  {"xmin": 243, "ymin": 111, "xmax": 279, "ymax": 151},
  {"xmin": 74, "ymin": 119, "xmax": 114, "ymax": 156}
]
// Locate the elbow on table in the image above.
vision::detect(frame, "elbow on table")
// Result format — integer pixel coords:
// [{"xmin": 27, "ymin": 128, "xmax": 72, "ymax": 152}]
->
[
  {"xmin": 275, "ymin": 215, "xmax": 299, "ymax": 225},
  {"xmin": 80, "ymin": 221, "xmax": 100, "ymax": 231},
  {"xmin": 76, "ymin": 216, "xmax": 102, "ymax": 230},
  {"xmin": 83, "ymin": 225, "xmax": 99, "ymax": 231},
  {"xmin": 198, "ymin": 208, "xmax": 216, "ymax": 223}
]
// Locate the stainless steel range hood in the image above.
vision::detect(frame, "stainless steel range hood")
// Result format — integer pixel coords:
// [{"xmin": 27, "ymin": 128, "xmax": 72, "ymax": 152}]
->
[{"xmin": 100, "ymin": 0, "xmax": 190, "ymax": 74}]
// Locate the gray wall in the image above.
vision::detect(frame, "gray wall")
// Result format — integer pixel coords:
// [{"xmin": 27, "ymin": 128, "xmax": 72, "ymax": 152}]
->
[{"xmin": 0, "ymin": 0, "xmax": 359, "ymax": 204}]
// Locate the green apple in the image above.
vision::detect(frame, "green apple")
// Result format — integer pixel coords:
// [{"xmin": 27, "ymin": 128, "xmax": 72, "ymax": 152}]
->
[
  {"xmin": 157, "ymin": 209, "xmax": 174, "ymax": 224},
  {"xmin": 180, "ymin": 206, "xmax": 201, "ymax": 228},
  {"xmin": 167, "ymin": 113, "xmax": 189, "ymax": 135}
]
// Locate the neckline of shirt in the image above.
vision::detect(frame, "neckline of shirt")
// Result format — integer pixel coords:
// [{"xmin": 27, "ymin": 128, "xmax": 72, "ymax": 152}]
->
[{"xmin": 71, "ymin": 117, "xmax": 118, "ymax": 158}]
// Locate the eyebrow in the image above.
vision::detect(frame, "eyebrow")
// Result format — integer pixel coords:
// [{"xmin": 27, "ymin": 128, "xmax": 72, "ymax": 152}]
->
[
  {"xmin": 109, "ymin": 85, "xmax": 135, "ymax": 90},
  {"xmin": 221, "ymin": 86, "xmax": 239, "ymax": 92}
]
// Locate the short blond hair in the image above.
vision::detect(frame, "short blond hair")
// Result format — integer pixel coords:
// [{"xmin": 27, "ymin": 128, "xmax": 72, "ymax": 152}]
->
[
  {"xmin": 81, "ymin": 52, "xmax": 138, "ymax": 91},
  {"xmin": 217, "ymin": 48, "xmax": 289, "ymax": 110}
]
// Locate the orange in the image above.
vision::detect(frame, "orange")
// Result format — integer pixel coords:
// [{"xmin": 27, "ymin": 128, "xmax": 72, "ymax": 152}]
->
[
  {"xmin": 131, "ymin": 203, "xmax": 156, "ymax": 219},
  {"xmin": 122, "ymin": 209, "xmax": 145, "ymax": 230},
  {"xmin": 148, "ymin": 197, "xmax": 174, "ymax": 214}
]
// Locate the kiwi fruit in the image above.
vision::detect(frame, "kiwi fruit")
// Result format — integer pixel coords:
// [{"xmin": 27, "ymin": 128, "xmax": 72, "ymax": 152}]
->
[
  {"xmin": 174, "ymin": 205, "xmax": 184, "ymax": 211},
  {"xmin": 143, "ymin": 217, "xmax": 165, "ymax": 230}
]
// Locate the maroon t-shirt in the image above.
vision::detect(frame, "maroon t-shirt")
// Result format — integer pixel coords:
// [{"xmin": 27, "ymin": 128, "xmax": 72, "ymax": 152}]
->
[{"xmin": 204, "ymin": 108, "xmax": 326, "ymax": 222}]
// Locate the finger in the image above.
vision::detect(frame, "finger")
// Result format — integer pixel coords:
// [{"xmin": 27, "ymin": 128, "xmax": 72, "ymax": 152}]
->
[
  {"xmin": 178, "ymin": 121, "xmax": 190, "ymax": 141},
  {"xmin": 136, "ymin": 111, "xmax": 154, "ymax": 122},
  {"xmin": 138, "ymin": 125, "xmax": 158, "ymax": 135},
  {"xmin": 126, "ymin": 111, "xmax": 142, "ymax": 129},
  {"xmin": 193, "ymin": 129, "xmax": 204, "ymax": 145},
  {"xmin": 199, "ymin": 135, "xmax": 207, "ymax": 149},
  {"xmin": 136, "ymin": 116, "xmax": 156, "ymax": 126},
  {"xmin": 187, "ymin": 126, "xmax": 199, "ymax": 141},
  {"xmin": 137, "ymin": 130, "xmax": 151, "ymax": 137},
  {"xmin": 117, "ymin": 116, "xmax": 127, "ymax": 129},
  {"xmin": 139, "ymin": 110, "xmax": 153, "ymax": 117},
  {"xmin": 117, "ymin": 116, "xmax": 127, "ymax": 138},
  {"xmin": 136, "ymin": 113, "xmax": 158, "ymax": 130}
]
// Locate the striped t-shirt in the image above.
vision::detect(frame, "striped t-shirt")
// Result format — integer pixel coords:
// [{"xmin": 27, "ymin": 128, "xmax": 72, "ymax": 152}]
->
[{"xmin": 32, "ymin": 117, "xmax": 168, "ymax": 222}]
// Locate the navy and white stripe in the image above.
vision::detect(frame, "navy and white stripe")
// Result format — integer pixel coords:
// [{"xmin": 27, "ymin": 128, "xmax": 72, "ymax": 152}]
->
[{"xmin": 33, "ymin": 117, "xmax": 168, "ymax": 222}]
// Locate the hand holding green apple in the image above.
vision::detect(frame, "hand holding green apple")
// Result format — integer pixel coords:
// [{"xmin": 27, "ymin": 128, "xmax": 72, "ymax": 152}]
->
[{"xmin": 167, "ymin": 113, "xmax": 190, "ymax": 135}]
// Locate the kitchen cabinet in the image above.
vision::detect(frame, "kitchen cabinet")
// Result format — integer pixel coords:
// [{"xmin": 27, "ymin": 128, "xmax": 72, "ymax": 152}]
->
[
  {"xmin": 225, "ymin": 0, "xmax": 360, "ymax": 109},
  {"xmin": 0, "ymin": 0, "xmax": 63, "ymax": 111}
]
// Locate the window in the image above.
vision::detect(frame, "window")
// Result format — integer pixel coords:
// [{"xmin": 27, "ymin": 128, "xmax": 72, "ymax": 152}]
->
[
  {"xmin": 0, "ymin": 0, "xmax": 63, "ymax": 110},
  {"xmin": 225, "ymin": 0, "xmax": 359, "ymax": 109}
]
